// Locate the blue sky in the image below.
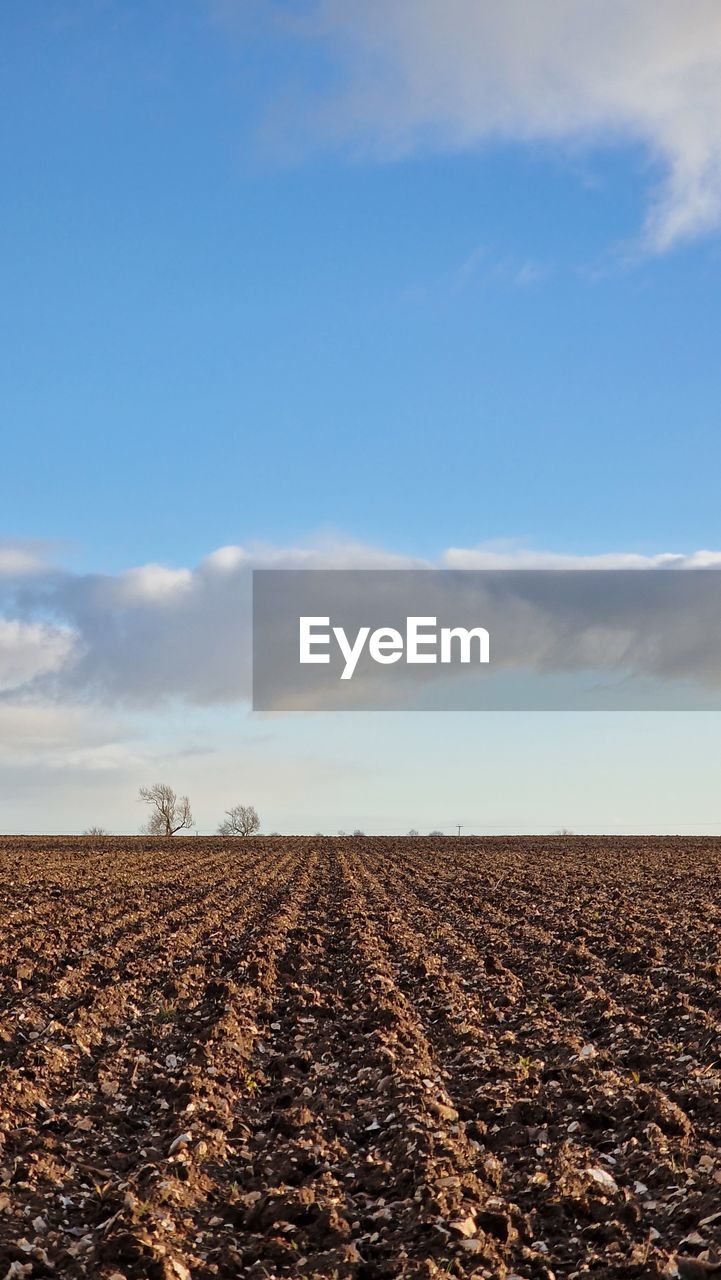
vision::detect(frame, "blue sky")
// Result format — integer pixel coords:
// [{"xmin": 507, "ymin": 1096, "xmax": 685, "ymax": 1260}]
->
[
  {"xmin": 4, "ymin": 1, "xmax": 721, "ymax": 567},
  {"xmin": 3, "ymin": 1, "xmax": 721, "ymax": 832}
]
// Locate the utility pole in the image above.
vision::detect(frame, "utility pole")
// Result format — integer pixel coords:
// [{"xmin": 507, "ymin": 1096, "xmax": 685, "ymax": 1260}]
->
[{"xmin": 457, "ymin": 824, "xmax": 463, "ymax": 836}]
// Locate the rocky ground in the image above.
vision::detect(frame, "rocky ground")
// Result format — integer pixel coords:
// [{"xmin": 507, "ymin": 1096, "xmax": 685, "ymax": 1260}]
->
[{"xmin": 1, "ymin": 835, "xmax": 721, "ymax": 1279}]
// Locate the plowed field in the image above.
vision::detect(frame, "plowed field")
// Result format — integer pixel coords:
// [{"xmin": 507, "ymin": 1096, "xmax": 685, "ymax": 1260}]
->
[{"xmin": 1, "ymin": 836, "xmax": 720, "ymax": 1279}]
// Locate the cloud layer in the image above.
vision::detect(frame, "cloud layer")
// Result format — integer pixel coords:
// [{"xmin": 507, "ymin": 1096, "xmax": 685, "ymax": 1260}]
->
[
  {"xmin": 4, "ymin": 537, "xmax": 721, "ymax": 709},
  {"xmin": 291, "ymin": 0, "xmax": 721, "ymax": 250}
]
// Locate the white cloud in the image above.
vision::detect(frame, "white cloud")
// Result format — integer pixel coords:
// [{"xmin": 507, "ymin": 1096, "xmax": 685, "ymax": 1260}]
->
[
  {"xmin": 292, "ymin": 0, "xmax": 721, "ymax": 250},
  {"xmin": 0, "ymin": 539, "xmax": 59, "ymax": 577},
  {"xmin": 0, "ymin": 701, "xmax": 117, "ymax": 757},
  {"xmin": 5, "ymin": 535, "xmax": 721, "ymax": 709},
  {"xmin": 0, "ymin": 619, "xmax": 78, "ymax": 692},
  {"xmin": 116, "ymin": 564, "xmax": 194, "ymax": 604},
  {"xmin": 202, "ymin": 545, "xmax": 249, "ymax": 573},
  {"xmin": 443, "ymin": 547, "xmax": 721, "ymax": 569}
]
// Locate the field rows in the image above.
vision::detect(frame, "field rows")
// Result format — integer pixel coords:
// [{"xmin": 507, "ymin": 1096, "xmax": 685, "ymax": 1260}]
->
[{"xmin": 1, "ymin": 837, "xmax": 721, "ymax": 1278}]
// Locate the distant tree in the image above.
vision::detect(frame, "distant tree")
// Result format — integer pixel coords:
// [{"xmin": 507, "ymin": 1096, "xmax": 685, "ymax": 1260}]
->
[
  {"xmin": 429, "ymin": 829, "xmax": 444, "ymax": 836},
  {"xmin": 554, "ymin": 827, "xmax": 574, "ymax": 835},
  {"xmin": 84, "ymin": 826, "xmax": 108, "ymax": 837},
  {"xmin": 407, "ymin": 828, "xmax": 419, "ymax": 836},
  {"xmin": 139, "ymin": 784, "xmax": 194, "ymax": 836},
  {"xmin": 352, "ymin": 828, "xmax": 364, "ymax": 837},
  {"xmin": 217, "ymin": 803, "xmax": 260, "ymax": 836}
]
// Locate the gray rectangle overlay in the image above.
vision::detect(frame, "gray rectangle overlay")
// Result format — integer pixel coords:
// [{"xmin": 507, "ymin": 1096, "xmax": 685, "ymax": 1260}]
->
[{"xmin": 252, "ymin": 569, "xmax": 721, "ymax": 711}]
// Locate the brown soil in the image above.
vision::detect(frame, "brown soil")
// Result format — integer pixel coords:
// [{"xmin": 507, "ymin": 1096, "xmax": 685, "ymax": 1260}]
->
[{"xmin": 1, "ymin": 835, "xmax": 721, "ymax": 1279}]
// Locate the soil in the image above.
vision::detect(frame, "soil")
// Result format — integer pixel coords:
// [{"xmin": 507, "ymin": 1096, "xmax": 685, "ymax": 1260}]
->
[{"xmin": 1, "ymin": 835, "xmax": 721, "ymax": 1279}]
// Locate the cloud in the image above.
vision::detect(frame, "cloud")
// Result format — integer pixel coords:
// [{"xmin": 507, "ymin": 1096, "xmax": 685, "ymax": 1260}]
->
[
  {"xmin": 115, "ymin": 564, "xmax": 194, "ymax": 604},
  {"xmin": 0, "ymin": 701, "xmax": 133, "ymax": 769},
  {"xmin": 0, "ymin": 619, "xmax": 78, "ymax": 693},
  {"xmin": 284, "ymin": 0, "xmax": 721, "ymax": 251},
  {"xmin": 0, "ymin": 536, "xmax": 424, "ymax": 706},
  {"xmin": 5, "ymin": 535, "xmax": 721, "ymax": 710},
  {"xmin": 0, "ymin": 539, "xmax": 62, "ymax": 578},
  {"xmin": 442, "ymin": 547, "xmax": 721, "ymax": 570}
]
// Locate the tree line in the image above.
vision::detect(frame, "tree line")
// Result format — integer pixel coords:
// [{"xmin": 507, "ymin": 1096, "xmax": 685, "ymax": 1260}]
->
[
  {"xmin": 85, "ymin": 784, "xmax": 260, "ymax": 838},
  {"xmin": 83, "ymin": 787, "xmax": 456, "ymax": 838}
]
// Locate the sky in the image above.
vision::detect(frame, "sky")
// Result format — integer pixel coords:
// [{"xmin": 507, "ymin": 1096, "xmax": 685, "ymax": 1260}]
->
[{"xmin": 3, "ymin": 1, "xmax": 721, "ymax": 834}]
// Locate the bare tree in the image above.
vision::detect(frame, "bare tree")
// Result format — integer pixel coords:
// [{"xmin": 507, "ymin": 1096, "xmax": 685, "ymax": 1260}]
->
[
  {"xmin": 429, "ymin": 829, "xmax": 444, "ymax": 837},
  {"xmin": 352, "ymin": 828, "xmax": 364, "ymax": 837},
  {"xmin": 83, "ymin": 826, "xmax": 108, "ymax": 837},
  {"xmin": 407, "ymin": 828, "xmax": 419, "ymax": 836},
  {"xmin": 139, "ymin": 784, "xmax": 194, "ymax": 836},
  {"xmin": 217, "ymin": 803, "xmax": 260, "ymax": 836}
]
